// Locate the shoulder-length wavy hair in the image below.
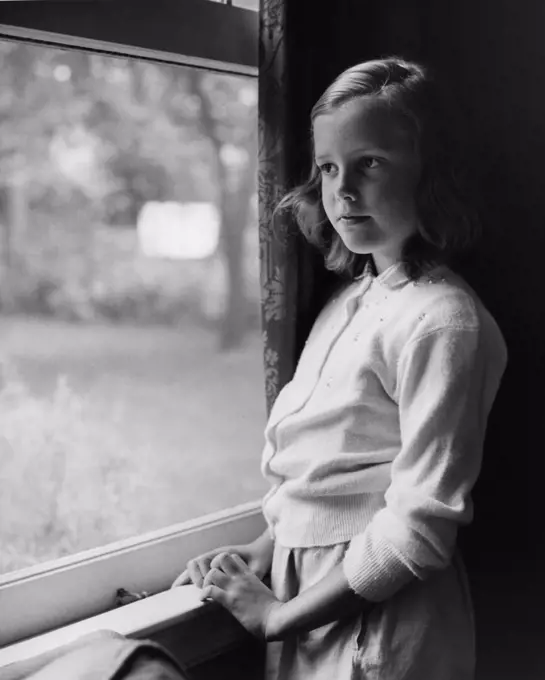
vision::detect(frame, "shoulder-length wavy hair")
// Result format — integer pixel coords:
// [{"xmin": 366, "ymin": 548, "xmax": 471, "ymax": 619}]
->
[{"xmin": 275, "ymin": 56, "xmax": 480, "ymax": 280}]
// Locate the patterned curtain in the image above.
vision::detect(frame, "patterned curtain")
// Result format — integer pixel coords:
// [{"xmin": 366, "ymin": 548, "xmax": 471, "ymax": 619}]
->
[
  {"xmin": 258, "ymin": 0, "xmax": 298, "ymax": 415},
  {"xmin": 257, "ymin": 0, "xmax": 407, "ymax": 415}
]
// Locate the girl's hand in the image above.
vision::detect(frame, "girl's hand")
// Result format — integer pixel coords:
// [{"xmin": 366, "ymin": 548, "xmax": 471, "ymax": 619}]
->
[
  {"xmin": 171, "ymin": 545, "xmax": 246, "ymax": 589},
  {"xmin": 171, "ymin": 532, "xmax": 274, "ymax": 589},
  {"xmin": 200, "ymin": 552, "xmax": 282, "ymax": 639}
]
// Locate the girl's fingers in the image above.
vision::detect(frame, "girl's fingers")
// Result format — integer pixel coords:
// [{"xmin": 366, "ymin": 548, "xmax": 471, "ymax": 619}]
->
[
  {"xmin": 198, "ymin": 557, "xmax": 213, "ymax": 582},
  {"xmin": 230, "ymin": 553, "xmax": 251, "ymax": 572},
  {"xmin": 209, "ymin": 552, "xmax": 225, "ymax": 570},
  {"xmin": 200, "ymin": 585, "xmax": 227, "ymax": 607},
  {"xmin": 203, "ymin": 567, "xmax": 229, "ymax": 590},
  {"xmin": 171, "ymin": 570, "xmax": 190, "ymax": 588},
  {"xmin": 179, "ymin": 546, "xmax": 244, "ymax": 589},
  {"xmin": 186, "ymin": 560, "xmax": 202, "ymax": 588},
  {"xmin": 212, "ymin": 552, "xmax": 243, "ymax": 575},
  {"xmin": 187, "ymin": 557, "xmax": 211, "ymax": 588}
]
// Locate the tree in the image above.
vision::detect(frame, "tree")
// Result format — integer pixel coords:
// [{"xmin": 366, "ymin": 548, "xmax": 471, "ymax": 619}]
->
[
  {"xmin": 0, "ymin": 42, "xmax": 258, "ymax": 347},
  {"xmin": 184, "ymin": 69, "xmax": 257, "ymax": 349}
]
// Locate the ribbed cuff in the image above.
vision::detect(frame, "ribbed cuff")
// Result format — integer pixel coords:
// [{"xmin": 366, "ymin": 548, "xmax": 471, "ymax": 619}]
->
[{"xmin": 342, "ymin": 529, "xmax": 416, "ymax": 602}]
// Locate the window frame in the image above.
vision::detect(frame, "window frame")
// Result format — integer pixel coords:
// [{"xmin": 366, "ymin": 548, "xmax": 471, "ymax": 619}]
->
[
  {"xmin": 0, "ymin": 0, "xmax": 258, "ymax": 76},
  {"xmin": 1, "ymin": 501, "xmax": 266, "ymax": 648},
  {"xmin": 0, "ymin": 0, "xmax": 262, "ymax": 649}
]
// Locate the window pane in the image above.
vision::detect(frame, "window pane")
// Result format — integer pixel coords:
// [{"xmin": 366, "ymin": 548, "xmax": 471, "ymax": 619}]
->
[{"xmin": 0, "ymin": 41, "xmax": 266, "ymax": 575}]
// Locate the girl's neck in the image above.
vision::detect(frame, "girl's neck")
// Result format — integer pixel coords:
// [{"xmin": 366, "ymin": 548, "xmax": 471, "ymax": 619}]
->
[{"xmin": 371, "ymin": 255, "xmax": 403, "ymax": 276}]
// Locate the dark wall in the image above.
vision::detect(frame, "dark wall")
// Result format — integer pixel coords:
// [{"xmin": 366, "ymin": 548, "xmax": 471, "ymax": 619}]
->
[
  {"xmin": 421, "ymin": 5, "xmax": 545, "ymax": 679},
  {"xmin": 285, "ymin": 2, "xmax": 545, "ymax": 678}
]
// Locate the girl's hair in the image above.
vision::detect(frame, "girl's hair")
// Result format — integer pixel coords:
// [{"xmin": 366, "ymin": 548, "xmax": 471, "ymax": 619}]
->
[{"xmin": 275, "ymin": 56, "xmax": 480, "ymax": 280}]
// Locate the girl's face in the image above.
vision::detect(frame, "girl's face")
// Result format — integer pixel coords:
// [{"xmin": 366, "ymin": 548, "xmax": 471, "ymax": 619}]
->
[{"xmin": 313, "ymin": 96, "xmax": 421, "ymax": 274}]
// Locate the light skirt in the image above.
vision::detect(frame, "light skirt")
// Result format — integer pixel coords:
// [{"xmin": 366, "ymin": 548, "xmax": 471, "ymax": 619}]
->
[{"xmin": 265, "ymin": 541, "xmax": 475, "ymax": 680}]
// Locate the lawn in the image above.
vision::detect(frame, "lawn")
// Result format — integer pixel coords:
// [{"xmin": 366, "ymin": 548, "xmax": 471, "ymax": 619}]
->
[{"xmin": 0, "ymin": 315, "xmax": 268, "ymax": 574}]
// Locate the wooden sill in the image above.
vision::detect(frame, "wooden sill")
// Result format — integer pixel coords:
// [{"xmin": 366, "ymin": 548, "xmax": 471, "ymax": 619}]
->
[
  {"xmin": 0, "ymin": 585, "xmax": 252, "ymax": 672},
  {"xmin": 0, "ymin": 502, "xmax": 266, "ymax": 648}
]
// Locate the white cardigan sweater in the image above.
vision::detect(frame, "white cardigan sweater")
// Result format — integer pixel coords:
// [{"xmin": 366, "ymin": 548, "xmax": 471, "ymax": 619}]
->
[{"xmin": 261, "ymin": 262, "xmax": 507, "ymax": 602}]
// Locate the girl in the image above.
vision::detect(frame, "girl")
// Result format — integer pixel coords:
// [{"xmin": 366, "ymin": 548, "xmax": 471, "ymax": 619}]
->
[{"xmin": 173, "ymin": 57, "xmax": 507, "ymax": 679}]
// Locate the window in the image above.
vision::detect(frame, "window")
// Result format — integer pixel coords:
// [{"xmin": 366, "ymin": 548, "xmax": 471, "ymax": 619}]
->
[
  {"xmin": 0, "ymin": 0, "xmax": 263, "ymax": 647},
  {"xmin": 0, "ymin": 39, "xmax": 266, "ymax": 576}
]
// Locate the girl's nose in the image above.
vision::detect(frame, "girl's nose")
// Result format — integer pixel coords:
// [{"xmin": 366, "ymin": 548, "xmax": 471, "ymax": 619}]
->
[
  {"xmin": 335, "ymin": 173, "xmax": 358, "ymax": 201},
  {"xmin": 337, "ymin": 188, "xmax": 356, "ymax": 202}
]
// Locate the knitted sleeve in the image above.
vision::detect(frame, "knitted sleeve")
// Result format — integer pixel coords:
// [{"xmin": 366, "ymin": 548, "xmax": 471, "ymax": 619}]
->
[{"xmin": 342, "ymin": 323, "xmax": 506, "ymax": 601}]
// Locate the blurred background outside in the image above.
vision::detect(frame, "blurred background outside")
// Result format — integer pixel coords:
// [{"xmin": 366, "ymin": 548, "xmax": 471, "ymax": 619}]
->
[{"xmin": 0, "ymin": 37, "xmax": 268, "ymax": 576}]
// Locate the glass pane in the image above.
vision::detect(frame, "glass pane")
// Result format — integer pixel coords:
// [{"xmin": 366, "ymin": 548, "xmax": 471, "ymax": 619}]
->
[{"xmin": 0, "ymin": 41, "xmax": 266, "ymax": 575}]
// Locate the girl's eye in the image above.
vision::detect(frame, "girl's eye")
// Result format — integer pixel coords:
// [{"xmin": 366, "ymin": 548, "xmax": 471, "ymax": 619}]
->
[
  {"xmin": 318, "ymin": 162, "xmax": 335, "ymax": 175},
  {"xmin": 362, "ymin": 157, "xmax": 380, "ymax": 170}
]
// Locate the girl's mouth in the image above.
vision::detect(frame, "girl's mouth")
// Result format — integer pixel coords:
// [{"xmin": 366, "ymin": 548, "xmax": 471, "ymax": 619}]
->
[{"xmin": 339, "ymin": 215, "xmax": 370, "ymax": 224}]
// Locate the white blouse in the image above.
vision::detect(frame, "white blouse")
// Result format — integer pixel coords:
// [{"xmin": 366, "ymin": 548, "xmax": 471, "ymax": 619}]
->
[{"xmin": 261, "ymin": 262, "xmax": 507, "ymax": 601}]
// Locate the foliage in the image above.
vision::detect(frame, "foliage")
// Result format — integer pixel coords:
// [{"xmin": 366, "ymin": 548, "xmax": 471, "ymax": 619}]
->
[
  {"xmin": 0, "ymin": 364, "xmax": 129, "ymax": 572},
  {"xmin": 0, "ymin": 35, "xmax": 262, "ymax": 577},
  {"xmin": 0, "ymin": 319, "xmax": 268, "ymax": 576},
  {"xmin": 0, "ymin": 42, "xmax": 258, "ymax": 333}
]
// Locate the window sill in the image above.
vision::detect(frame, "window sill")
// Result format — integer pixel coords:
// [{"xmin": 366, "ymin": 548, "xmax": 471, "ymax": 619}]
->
[
  {"xmin": 0, "ymin": 585, "xmax": 252, "ymax": 672},
  {"xmin": 0, "ymin": 501, "xmax": 266, "ymax": 648}
]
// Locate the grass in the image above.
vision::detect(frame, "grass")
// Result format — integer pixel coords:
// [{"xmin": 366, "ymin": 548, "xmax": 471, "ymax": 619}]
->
[{"xmin": 0, "ymin": 315, "xmax": 268, "ymax": 574}]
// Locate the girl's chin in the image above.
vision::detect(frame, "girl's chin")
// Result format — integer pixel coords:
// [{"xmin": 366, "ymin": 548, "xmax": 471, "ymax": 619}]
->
[{"xmin": 339, "ymin": 236, "xmax": 378, "ymax": 254}]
